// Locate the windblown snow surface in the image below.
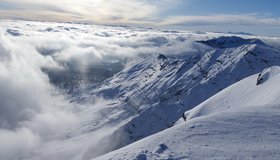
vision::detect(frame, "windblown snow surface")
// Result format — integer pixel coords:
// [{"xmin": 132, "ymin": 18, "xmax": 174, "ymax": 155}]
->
[{"xmin": 0, "ymin": 20, "xmax": 280, "ymax": 160}]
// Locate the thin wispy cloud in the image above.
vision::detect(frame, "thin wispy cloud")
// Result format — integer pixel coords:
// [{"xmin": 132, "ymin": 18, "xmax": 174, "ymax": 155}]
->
[
  {"xmin": 159, "ymin": 14, "xmax": 280, "ymax": 27},
  {"xmin": 0, "ymin": 0, "xmax": 179, "ymax": 24}
]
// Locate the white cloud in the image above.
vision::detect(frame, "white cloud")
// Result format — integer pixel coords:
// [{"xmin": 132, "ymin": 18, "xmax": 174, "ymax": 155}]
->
[
  {"xmin": 0, "ymin": 128, "xmax": 40, "ymax": 160},
  {"xmin": 159, "ymin": 14, "xmax": 280, "ymax": 27},
  {"xmin": 0, "ymin": 25, "xmax": 79, "ymax": 159}
]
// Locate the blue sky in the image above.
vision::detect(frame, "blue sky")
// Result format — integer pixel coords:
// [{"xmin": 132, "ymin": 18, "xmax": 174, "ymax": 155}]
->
[
  {"xmin": 166, "ymin": 0, "xmax": 280, "ymax": 17},
  {"xmin": 0, "ymin": 0, "xmax": 279, "ymax": 36}
]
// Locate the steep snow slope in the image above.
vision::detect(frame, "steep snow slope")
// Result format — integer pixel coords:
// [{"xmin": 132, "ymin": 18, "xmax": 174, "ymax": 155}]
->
[
  {"xmin": 83, "ymin": 38, "xmax": 280, "ymax": 153},
  {"xmin": 96, "ymin": 66, "xmax": 280, "ymax": 160}
]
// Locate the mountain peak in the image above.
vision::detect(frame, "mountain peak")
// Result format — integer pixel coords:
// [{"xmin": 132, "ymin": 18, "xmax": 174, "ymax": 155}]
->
[
  {"xmin": 157, "ymin": 54, "xmax": 167, "ymax": 60},
  {"xmin": 197, "ymin": 36, "xmax": 267, "ymax": 49}
]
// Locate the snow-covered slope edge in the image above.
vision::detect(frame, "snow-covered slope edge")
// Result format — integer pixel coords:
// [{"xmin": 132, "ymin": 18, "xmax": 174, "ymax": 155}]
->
[
  {"xmin": 185, "ymin": 66, "xmax": 280, "ymax": 120},
  {"xmin": 95, "ymin": 66, "xmax": 280, "ymax": 160}
]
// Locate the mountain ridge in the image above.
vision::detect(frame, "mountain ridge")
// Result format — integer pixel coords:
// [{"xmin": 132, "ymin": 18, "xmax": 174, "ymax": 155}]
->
[{"xmin": 95, "ymin": 66, "xmax": 280, "ymax": 160}]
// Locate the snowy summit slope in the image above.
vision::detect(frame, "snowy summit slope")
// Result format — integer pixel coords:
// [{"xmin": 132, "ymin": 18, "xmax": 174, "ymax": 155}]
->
[{"xmin": 96, "ymin": 66, "xmax": 280, "ymax": 160}]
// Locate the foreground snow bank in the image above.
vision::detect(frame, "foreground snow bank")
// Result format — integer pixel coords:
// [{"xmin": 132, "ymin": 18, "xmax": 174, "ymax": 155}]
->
[{"xmin": 96, "ymin": 105, "xmax": 280, "ymax": 160}]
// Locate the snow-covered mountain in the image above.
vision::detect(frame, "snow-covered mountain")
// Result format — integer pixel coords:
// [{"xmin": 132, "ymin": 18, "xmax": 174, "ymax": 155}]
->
[
  {"xmin": 96, "ymin": 66, "xmax": 280, "ymax": 160},
  {"xmin": 197, "ymin": 36, "xmax": 266, "ymax": 48},
  {"xmin": 1, "ymin": 20, "xmax": 280, "ymax": 160},
  {"xmin": 78, "ymin": 36, "xmax": 280, "ymax": 156}
]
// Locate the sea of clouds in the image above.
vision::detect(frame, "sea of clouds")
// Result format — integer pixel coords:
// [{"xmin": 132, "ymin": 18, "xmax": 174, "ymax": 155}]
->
[{"xmin": 0, "ymin": 20, "xmax": 210, "ymax": 160}]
